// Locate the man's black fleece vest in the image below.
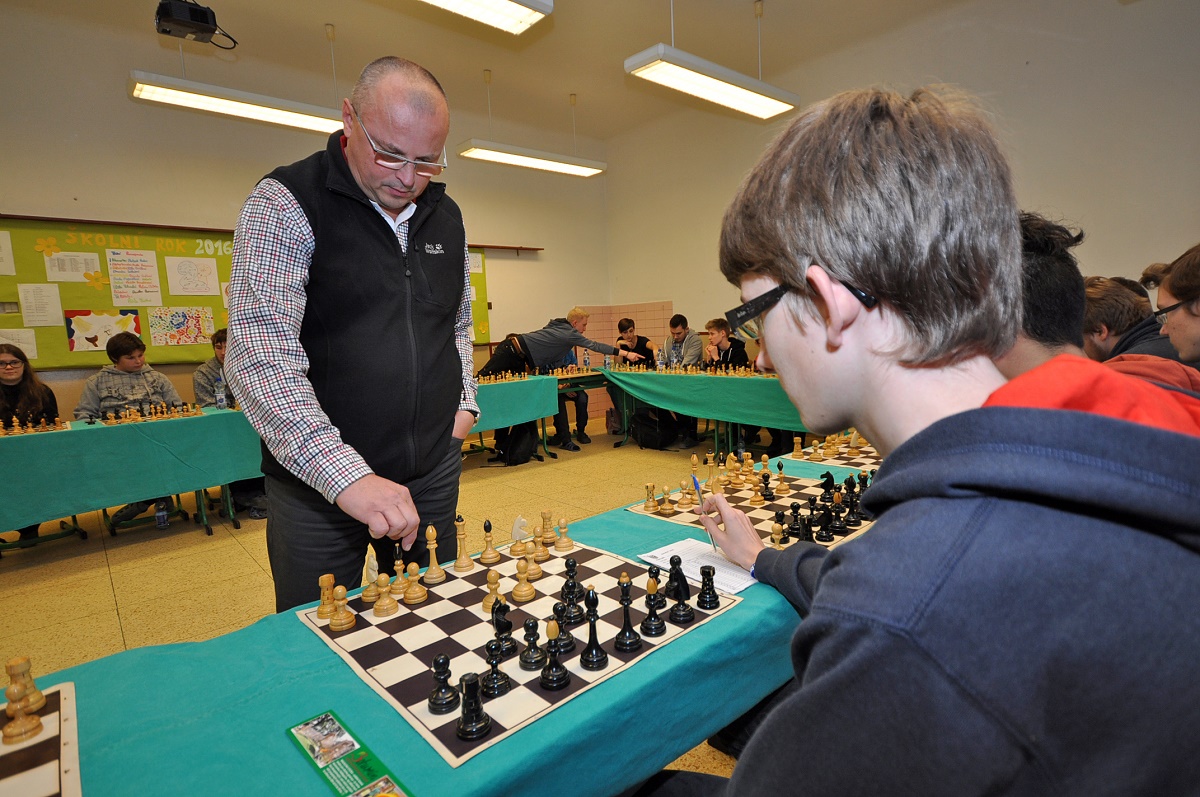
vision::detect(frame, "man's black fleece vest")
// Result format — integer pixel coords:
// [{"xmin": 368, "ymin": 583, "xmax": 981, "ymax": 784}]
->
[{"xmin": 263, "ymin": 131, "xmax": 465, "ymax": 489}]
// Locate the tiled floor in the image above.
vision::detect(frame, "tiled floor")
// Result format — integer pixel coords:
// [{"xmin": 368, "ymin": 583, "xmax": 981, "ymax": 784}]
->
[{"xmin": 0, "ymin": 429, "xmax": 735, "ymax": 778}]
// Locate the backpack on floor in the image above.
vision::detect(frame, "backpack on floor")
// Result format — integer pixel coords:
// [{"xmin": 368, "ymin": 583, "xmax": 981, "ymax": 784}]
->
[
  {"xmin": 498, "ymin": 421, "xmax": 542, "ymax": 466},
  {"xmin": 629, "ymin": 409, "xmax": 675, "ymax": 450}
]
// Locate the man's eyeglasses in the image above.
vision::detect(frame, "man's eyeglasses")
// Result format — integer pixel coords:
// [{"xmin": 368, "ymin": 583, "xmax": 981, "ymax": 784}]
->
[
  {"xmin": 0, "ymin": 360, "xmax": 23, "ymax": 369},
  {"xmin": 1154, "ymin": 299, "xmax": 1187, "ymax": 325},
  {"xmin": 724, "ymin": 280, "xmax": 878, "ymax": 334},
  {"xmin": 352, "ymin": 105, "xmax": 447, "ymax": 177}
]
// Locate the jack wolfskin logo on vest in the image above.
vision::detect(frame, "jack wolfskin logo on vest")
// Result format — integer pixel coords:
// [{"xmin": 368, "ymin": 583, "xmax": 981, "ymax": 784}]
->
[{"xmin": 424, "ymin": 243, "xmax": 445, "ymax": 255}]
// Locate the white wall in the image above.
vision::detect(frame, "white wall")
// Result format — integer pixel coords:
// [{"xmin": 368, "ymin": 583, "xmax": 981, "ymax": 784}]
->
[
  {"xmin": 0, "ymin": 4, "xmax": 610, "ymax": 342},
  {"xmin": 605, "ymin": 0, "xmax": 1200, "ymax": 325}
]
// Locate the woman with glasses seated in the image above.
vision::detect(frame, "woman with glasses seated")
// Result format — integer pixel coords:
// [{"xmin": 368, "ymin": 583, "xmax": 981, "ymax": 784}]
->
[
  {"xmin": 0, "ymin": 343, "xmax": 60, "ymax": 540},
  {"xmin": 1142, "ymin": 243, "xmax": 1200, "ymax": 365}
]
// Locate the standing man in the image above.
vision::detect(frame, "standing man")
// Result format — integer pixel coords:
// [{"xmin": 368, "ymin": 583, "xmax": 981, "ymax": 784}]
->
[
  {"xmin": 226, "ymin": 57, "xmax": 478, "ymax": 612},
  {"xmin": 663, "ymin": 314, "xmax": 703, "ymax": 447}
]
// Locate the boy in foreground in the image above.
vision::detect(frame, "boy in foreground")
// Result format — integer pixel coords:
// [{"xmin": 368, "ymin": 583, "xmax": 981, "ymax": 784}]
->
[{"xmin": 634, "ymin": 87, "xmax": 1200, "ymax": 795}]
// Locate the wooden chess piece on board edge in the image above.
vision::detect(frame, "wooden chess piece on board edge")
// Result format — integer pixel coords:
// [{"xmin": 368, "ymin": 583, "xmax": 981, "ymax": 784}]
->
[
  {"xmin": 423, "ymin": 526, "xmax": 447, "ymax": 585},
  {"xmin": 5, "ymin": 657, "xmax": 44, "ymax": 718}
]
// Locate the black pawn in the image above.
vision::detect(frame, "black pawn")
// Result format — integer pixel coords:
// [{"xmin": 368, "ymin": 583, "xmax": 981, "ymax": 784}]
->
[
  {"xmin": 455, "ymin": 672, "xmax": 492, "ymax": 740},
  {"xmin": 551, "ymin": 602, "xmax": 576, "ymax": 653},
  {"xmin": 760, "ymin": 471, "xmax": 774, "ymax": 502},
  {"xmin": 776, "ymin": 509, "xmax": 790, "ymax": 544},
  {"xmin": 427, "ymin": 654, "xmax": 460, "ymax": 715},
  {"xmin": 491, "ymin": 600, "xmax": 518, "ymax": 658},
  {"xmin": 579, "ymin": 588, "xmax": 609, "ymax": 670},
  {"xmin": 613, "ymin": 576, "xmax": 642, "ymax": 653},
  {"xmin": 696, "ymin": 565, "xmax": 720, "ymax": 611},
  {"xmin": 539, "ymin": 625, "xmax": 571, "ymax": 691},
  {"xmin": 519, "ymin": 618, "xmax": 548, "ymax": 671},
  {"xmin": 640, "ymin": 592, "xmax": 666, "ymax": 637},
  {"xmin": 815, "ymin": 511, "xmax": 835, "ymax": 543},
  {"xmin": 479, "ymin": 639, "xmax": 512, "ymax": 699},
  {"xmin": 561, "ymin": 560, "xmax": 585, "ymax": 627}
]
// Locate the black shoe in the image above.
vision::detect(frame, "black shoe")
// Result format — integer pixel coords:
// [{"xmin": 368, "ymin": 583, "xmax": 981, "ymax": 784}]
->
[
  {"xmin": 558, "ymin": 439, "xmax": 581, "ymax": 452},
  {"xmin": 576, "ymin": 430, "xmax": 591, "ymax": 444},
  {"xmin": 111, "ymin": 501, "xmax": 151, "ymax": 525}
]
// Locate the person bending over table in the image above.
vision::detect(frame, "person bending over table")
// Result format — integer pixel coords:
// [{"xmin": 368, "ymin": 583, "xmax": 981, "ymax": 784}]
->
[
  {"xmin": 478, "ymin": 307, "xmax": 645, "ymax": 380},
  {"xmin": 193, "ymin": 328, "xmax": 269, "ymax": 519},
  {"xmin": 226, "ymin": 57, "xmax": 480, "ymax": 613},
  {"xmin": 627, "ymin": 86, "xmax": 1200, "ymax": 796},
  {"xmin": 1, "ymin": 343, "xmax": 59, "ymax": 541},
  {"xmin": 74, "ymin": 332, "xmax": 183, "ymax": 526}
]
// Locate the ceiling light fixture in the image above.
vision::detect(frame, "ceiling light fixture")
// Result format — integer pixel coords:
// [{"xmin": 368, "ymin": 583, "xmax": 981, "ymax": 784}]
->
[
  {"xmin": 128, "ymin": 70, "xmax": 342, "ymax": 133},
  {"xmin": 411, "ymin": 0, "xmax": 552, "ymax": 35},
  {"xmin": 457, "ymin": 72, "xmax": 606, "ymax": 177},
  {"xmin": 624, "ymin": 1, "xmax": 799, "ymax": 120}
]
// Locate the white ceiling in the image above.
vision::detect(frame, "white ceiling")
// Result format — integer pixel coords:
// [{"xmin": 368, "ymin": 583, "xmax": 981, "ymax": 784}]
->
[{"xmin": 19, "ymin": 0, "xmax": 972, "ymax": 140}]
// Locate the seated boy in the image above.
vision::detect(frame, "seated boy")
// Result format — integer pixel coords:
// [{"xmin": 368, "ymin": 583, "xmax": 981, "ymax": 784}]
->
[
  {"xmin": 76, "ymin": 332, "xmax": 183, "ymax": 525},
  {"xmin": 630, "ymin": 86, "xmax": 1200, "ymax": 795},
  {"xmin": 193, "ymin": 328, "xmax": 268, "ymax": 519}
]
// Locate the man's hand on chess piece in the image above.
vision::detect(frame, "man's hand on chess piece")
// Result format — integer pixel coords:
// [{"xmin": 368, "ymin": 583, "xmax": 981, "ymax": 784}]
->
[
  {"xmin": 336, "ymin": 474, "xmax": 421, "ymax": 545},
  {"xmin": 698, "ymin": 493, "xmax": 766, "ymax": 571}
]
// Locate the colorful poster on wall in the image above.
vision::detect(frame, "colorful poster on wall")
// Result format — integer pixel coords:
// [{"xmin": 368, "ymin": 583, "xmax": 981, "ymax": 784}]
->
[
  {"xmin": 149, "ymin": 306, "xmax": 215, "ymax": 346},
  {"xmin": 107, "ymin": 249, "xmax": 162, "ymax": 306},
  {"xmin": 64, "ymin": 309, "xmax": 140, "ymax": 351},
  {"xmin": 165, "ymin": 256, "xmax": 220, "ymax": 296}
]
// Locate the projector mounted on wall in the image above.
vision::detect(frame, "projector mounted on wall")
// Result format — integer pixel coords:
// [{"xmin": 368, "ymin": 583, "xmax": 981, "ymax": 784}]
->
[{"xmin": 155, "ymin": 0, "xmax": 219, "ymax": 43}]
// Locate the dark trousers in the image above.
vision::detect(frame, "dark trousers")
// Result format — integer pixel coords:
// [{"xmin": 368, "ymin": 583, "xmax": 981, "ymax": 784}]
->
[
  {"xmin": 265, "ymin": 434, "xmax": 464, "ymax": 612},
  {"xmin": 478, "ymin": 338, "xmax": 529, "ymax": 377},
  {"xmin": 553, "ymin": 390, "xmax": 588, "ymax": 439}
]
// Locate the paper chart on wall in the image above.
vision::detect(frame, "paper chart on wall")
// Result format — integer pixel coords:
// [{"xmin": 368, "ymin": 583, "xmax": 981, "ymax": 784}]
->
[
  {"xmin": 0, "ymin": 231, "xmax": 14, "ymax": 276},
  {"xmin": 44, "ymin": 251, "xmax": 99, "ymax": 282},
  {"xmin": 149, "ymin": 306, "xmax": 215, "ymax": 346},
  {"xmin": 17, "ymin": 283, "xmax": 63, "ymax": 326},
  {"xmin": 107, "ymin": 249, "xmax": 163, "ymax": 306},
  {"xmin": 0, "ymin": 328, "xmax": 38, "ymax": 359},
  {"xmin": 165, "ymin": 256, "xmax": 220, "ymax": 296}
]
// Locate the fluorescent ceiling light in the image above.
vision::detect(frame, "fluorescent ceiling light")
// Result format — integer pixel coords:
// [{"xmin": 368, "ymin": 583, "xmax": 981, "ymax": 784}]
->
[
  {"xmin": 457, "ymin": 139, "xmax": 605, "ymax": 177},
  {"xmin": 624, "ymin": 43, "xmax": 800, "ymax": 120},
  {"xmin": 413, "ymin": 0, "xmax": 552, "ymax": 35},
  {"xmin": 129, "ymin": 70, "xmax": 343, "ymax": 134}
]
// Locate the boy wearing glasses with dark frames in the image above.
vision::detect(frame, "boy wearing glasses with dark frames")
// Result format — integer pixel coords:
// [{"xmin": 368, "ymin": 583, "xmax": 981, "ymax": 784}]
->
[{"xmin": 627, "ymin": 88, "xmax": 1200, "ymax": 796}]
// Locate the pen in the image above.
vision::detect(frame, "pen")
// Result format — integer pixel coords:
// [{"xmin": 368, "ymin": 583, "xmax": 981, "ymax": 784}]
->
[{"xmin": 693, "ymin": 475, "xmax": 717, "ymax": 552}]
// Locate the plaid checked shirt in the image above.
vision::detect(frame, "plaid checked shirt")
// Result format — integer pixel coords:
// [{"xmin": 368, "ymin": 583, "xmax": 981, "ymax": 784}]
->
[{"xmin": 226, "ymin": 178, "xmax": 478, "ymax": 503}]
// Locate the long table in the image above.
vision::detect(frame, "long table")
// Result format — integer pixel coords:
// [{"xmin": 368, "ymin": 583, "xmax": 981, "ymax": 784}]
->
[
  {"xmin": 2, "ymin": 408, "xmax": 263, "ymax": 534},
  {"xmin": 470, "ymin": 375, "xmax": 559, "ymax": 434},
  {"xmin": 35, "ymin": 456, "xmax": 855, "ymax": 796}
]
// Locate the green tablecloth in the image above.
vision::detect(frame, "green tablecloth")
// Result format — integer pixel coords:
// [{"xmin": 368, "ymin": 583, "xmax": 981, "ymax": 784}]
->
[
  {"xmin": 471, "ymin": 375, "xmax": 559, "ymax": 434},
  {"xmin": 38, "ymin": 459, "xmax": 853, "ymax": 796},
  {"xmin": 602, "ymin": 369, "xmax": 806, "ymax": 430},
  {"xmin": 2, "ymin": 409, "xmax": 263, "ymax": 530}
]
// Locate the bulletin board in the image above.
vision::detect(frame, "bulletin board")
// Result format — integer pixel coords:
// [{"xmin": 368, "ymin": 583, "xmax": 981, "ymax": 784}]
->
[
  {"xmin": 0, "ymin": 214, "xmax": 232, "ymax": 369},
  {"xmin": 0, "ymin": 214, "xmax": 494, "ymax": 366}
]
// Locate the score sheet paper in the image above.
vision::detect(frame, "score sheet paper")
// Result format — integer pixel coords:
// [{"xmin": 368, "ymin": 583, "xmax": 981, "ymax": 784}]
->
[{"xmin": 640, "ymin": 538, "xmax": 757, "ymax": 594}]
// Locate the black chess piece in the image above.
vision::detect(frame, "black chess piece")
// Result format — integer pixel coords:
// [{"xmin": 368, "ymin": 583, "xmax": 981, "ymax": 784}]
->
[
  {"xmin": 645, "ymin": 565, "xmax": 667, "ymax": 610},
  {"xmin": 479, "ymin": 639, "xmax": 512, "ymax": 699},
  {"xmin": 789, "ymin": 502, "xmax": 805, "ymax": 536},
  {"xmin": 519, "ymin": 618, "xmax": 548, "ymax": 671},
  {"xmin": 561, "ymin": 559, "xmax": 585, "ymax": 627},
  {"xmin": 539, "ymin": 624, "xmax": 571, "ymax": 691},
  {"xmin": 550, "ymin": 602, "xmax": 576, "ymax": 653},
  {"xmin": 760, "ymin": 471, "xmax": 775, "ymax": 502},
  {"xmin": 613, "ymin": 575, "xmax": 643, "ymax": 653},
  {"xmin": 664, "ymin": 555, "xmax": 690, "ymax": 605},
  {"xmin": 427, "ymin": 654, "xmax": 460, "ymax": 715},
  {"xmin": 579, "ymin": 588, "xmax": 610, "ymax": 670},
  {"xmin": 815, "ymin": 508, "xmax": 835, "ymax": 543},
  {"xmin": 819, "ymin": 472, "xmax": 835, "ymax": 503},
  {"xmin": 696, "ymin": 565, "xmax": 720, "ymax": 611},
  {"xmin": 455, "ymin": 672, "xmax": 492, "ymax": 740},
  {"xmin": 775, "ymin": 509, "xmax": 790, "ymax": 544},
  {"xmin": 491, "ymin": 600, "xmax": 518, "ymax": 658},
  {"xmin": 86, "ymin": 415, "xmax": 96, "ymax": 425}
]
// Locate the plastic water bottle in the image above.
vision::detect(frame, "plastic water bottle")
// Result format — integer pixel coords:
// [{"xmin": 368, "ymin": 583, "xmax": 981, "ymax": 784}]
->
[
  {"xmin": 656, "ymin": 348, "xmax": 666, "ymax": 372},
  {"xmin": 583, "ymin": 350, "xmax": 590, "ymax": 370},
  {"xmin": 155, "ymin": 500, "xmax": 169, "ymax": 529},
  {"xmin": 215, "ymin": 374, "xmax": 227, "ymax": 410},
  {"xmin": 604, "ymin": 354, "xmax": 612, "ymax": 369}
]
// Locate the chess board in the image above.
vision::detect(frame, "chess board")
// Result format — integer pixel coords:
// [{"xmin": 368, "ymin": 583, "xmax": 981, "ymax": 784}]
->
[
  {"xmin": 784, "ymin": 442, "xmax": 883, "ymax": 472},
  {"xmin": 297, "ymin": 541, "xmax": 740, "ymax": 768},
  {"xmin": 628, "ymin": 472, "xmax": 874, "ymax": 551},
  {"xmin": 0, "ymin": 682, "xmax": 81, "ymax": 797}
]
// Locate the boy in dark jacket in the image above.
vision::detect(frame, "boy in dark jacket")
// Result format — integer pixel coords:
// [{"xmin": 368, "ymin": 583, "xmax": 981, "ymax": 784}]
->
[{"xmin": 631, "ymin": 87, "xmax": 1200, "ymax": 796}]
